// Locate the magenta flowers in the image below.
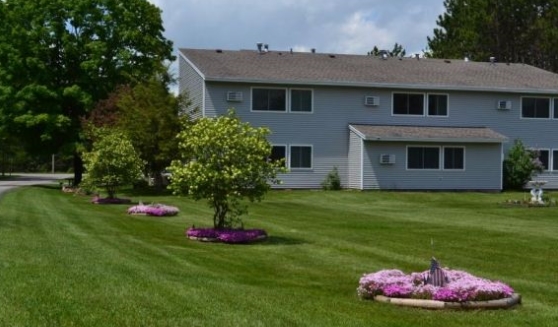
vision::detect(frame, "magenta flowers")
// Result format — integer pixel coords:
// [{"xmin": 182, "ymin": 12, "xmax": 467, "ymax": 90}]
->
[
  {"xmin": 358, "ymin": 269, "xmax": 514, "ymax": 302},
  {"xmin": 186, "ymin": 227, "xmax": 267, "ymax": 244},
  {"xmin": 127, "ymin": 203, "xmax": 179, "ymax": 216}
]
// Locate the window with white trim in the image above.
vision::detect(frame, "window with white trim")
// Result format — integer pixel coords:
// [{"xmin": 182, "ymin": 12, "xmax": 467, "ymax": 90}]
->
[
  {"xmin": 393, "ymin": 93, "xmax": 424, "ymax": 115},
  {"xmin": 554, "ymin": 98, "xmax": 558, "ymax": 120},
  {"xmin": 522, "ymin": 97, "xmax": 550, "ymax": 118},
  {"xmin": 428, "ymin": 94, "xmax": 448, "ymax": 116},
  {"xmin": 252, "ymin": 88, "xmax": 286, "ymax": 111},
  {"xmin": 290, "ymin": 145, "xmax": 312, "ymax": 169},
  {"xmin": 553, "ymin": 150, "xmax": 558, "ymax": 171},
  {"xmin": 407, "ymin": 146, "xmax": 440, "ymax": 169},
  {"xmin": 531, "ymin": 149, "xmax": 549, "ymax": 171},
  {"xmin": 443, "ymin": 147, "xmax": 464, "ymax": 170},
  {"xmin": 290, "ymin": 89, "xmax": 312, "ymax": 112},
  {"xmin": 269, "ymin": 145, "xmax": 287, "ymax": 167}
]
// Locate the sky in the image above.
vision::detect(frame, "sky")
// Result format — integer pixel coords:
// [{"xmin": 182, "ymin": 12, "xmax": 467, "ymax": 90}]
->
[{"xmin": 147, "ymin": 0, "xmax": 447, "ymax": 77}]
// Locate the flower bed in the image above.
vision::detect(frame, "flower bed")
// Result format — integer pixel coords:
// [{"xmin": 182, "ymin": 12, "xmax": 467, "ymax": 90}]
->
[
  {"xmin": 358, "ymin": 269, "xmax": 520, "ymax": 309},
  {"xmin": 127, "ymin": 203, "xmax": 179, "ymax": 216},
  {"xmin": 186, "ymin": 227, "xmax": 267, "ymax": 244},
  {"xmin": 91, "ymin": 196, "xmax": 131, "ymax": 204},
  {"xmin": 502, "ymin": 199, "xmax": 556, "ymax": 207}
]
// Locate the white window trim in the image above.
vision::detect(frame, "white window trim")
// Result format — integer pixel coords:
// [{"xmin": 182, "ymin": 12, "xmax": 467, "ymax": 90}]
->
[
  {"xmin": 270, "ymin": 144, "xmax": 287, "ymax": 167},
  {"xmin": 289, "ymin": 144, "xmax": 313, "ymax": 170},
  {"xmin": 426, "ymin": 93, "xmax": 450, "ymax": 117},
  {"xmin": 250, "ymin": 87, "xmax": 288, "ymax": 113},
  {"xmin": 442, "ymin": 146, "xmax": 466, "ymax": 171},
  {"xmin": 289, "ymin": 88, "xmax": 314, "ymax": 114},
  {"xmin": 250, "ymin": 87, "xmax": 315, "ymax": 114},
  {"xmin": 520, "ymin": 96, "xmax": 551, "ymax": 120},
  {"xmin": 530, "ymin": 148, "xmax": 550, "ymax": 172},
  {"xmin": 406, "ymin": 145, "xmax": 441, "ymax": 170},
  {"xmin": 392, "ymin": 92, "xmax": 426, "ymax": 117},
  {"xmin": 553, "ymin": 98, "xmax": 558, "ymax": 120},
  {"xmin": 551, "ymin": 149, "xmax": 558, "ymax": 171}
]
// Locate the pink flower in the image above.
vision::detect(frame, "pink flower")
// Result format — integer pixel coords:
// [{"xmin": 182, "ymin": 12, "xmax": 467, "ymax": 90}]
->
[{"xmin": 358, "ymin": 268, "xmax": 515, "ymax": 302}]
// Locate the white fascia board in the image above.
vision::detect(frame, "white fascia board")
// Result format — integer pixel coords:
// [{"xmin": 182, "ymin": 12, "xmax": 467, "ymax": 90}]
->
[{"xmin": 178, "ymin": 51, "xmax": 206, "ymax": 81}]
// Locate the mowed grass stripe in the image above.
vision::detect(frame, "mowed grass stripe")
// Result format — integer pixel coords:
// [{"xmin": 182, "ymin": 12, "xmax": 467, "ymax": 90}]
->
[{"xmin": 1, "ymin": 186, "xmax": 557, "ymax": 326}]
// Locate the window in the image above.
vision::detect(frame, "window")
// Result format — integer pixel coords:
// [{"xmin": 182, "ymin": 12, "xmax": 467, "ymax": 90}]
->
[
  {"xmin": 444, "ymin": 147, "xmax": 464, "ymax": 170},
  {"xmin": 553, "ymin": 150, "xmax": 558, "ymax": 171},
  {"xmin": 252, "ymin": 88, "xmax": 286, "ymax": 111},
  {"xmin": 290, "ymin": 89, "xmax": 312, "ymax": 112},
  {"xmin": 393, "ymin": 93, "xmax": 424, "ymax": 115},
  {"xmin": 554, "ymin": 99, "xmax": 558, "ymax": 119},
  {"xmin": 522, "ymin": 97, "xmax": 550, "ymax": 118},
  {"xmin": 407, "ymin": 147, "xmax": 439, "ymax": 169},
  {"xmin": 532, "ymin": 149, "xmax": 549, "ymax": 170},
  {"xmin": 290, "ymin": 146, "xmax": 312, "ymax": 169},
  {"xmin": 269, "ymin": 145, "xmax": 286, "ymax": 167},
  {"xmin": 428, "ymin": 94, "xmax": 448, "ymax": 116}
]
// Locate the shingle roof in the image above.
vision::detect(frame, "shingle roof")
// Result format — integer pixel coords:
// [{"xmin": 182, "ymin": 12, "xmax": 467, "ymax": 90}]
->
[
  {"xmin": 349, "ymin": 124, "xmax": 508, "ymax": 143},
  {"xmin": 179, "ymin": 48, "xmax": 558, "ymax": 94}
]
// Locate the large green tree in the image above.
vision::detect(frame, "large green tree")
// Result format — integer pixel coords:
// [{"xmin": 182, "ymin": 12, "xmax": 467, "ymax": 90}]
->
[
  {"xmin": 169, "ymin": 111, "xmax": 285, "ymax": 229},
  {"xmin": 0, "ymin": 0, "xmax": 173, "ymax": 184},
  {"xmin": 84, "ymin": 77, "xmax": 186, "ymax": 189},
  {"xmin": 428, "ymin": 0, "xmax": 558, "ymax": 72}
]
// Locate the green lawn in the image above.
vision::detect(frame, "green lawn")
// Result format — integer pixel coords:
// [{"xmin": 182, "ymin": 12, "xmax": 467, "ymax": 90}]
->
[{"xmin": 0, "ymin": 186, "xmax": 557, "ymax": 327}]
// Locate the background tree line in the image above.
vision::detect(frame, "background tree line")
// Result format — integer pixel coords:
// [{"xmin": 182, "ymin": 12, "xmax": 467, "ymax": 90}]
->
[{"xmin": 428, "ymin": 0, "xmax": 558, "ymax": 72}]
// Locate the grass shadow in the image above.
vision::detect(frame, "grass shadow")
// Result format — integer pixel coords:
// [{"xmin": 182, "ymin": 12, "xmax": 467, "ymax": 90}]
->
[{"xmin": 33, "ymin": 184, "xmax": 62, "ymax": 191}]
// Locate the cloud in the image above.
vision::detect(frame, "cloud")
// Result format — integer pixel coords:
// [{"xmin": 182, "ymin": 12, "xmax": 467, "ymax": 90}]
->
[{"xmin": 148, "ymin": 0, "xmax": 445, "ymax": 56}]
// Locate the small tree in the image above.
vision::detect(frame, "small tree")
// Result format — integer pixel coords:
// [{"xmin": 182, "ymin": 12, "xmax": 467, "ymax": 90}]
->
[
  {"xmin": 82, "ymin": 128, "xmax": 143, "ymax": 198},
  {"xmin": 321, "ymin": 166, "xmax": 342, "ymax": 190},
  {"xmin": 169, "ymin": 110, "xmax": 285, "ymax": 229},
  {"xmin": 503, "ymin": 139, "xmax": 544, "ymax": 190}
]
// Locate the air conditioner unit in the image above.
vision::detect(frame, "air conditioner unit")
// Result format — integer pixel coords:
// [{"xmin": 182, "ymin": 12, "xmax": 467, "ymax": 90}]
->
[
  {"xmin": 364, "ymin": 96, "xmax": 380, "ymax": 106},
  {"xmin": 226, "ymin": 91, "xmax": 243, "ymax": 102},
  {"xmin": 496, "ymin": 100, "xmax": 511, "ymax": 110},
  {"xmin": 379, "ymin": 154, "xmax": 395, "ymax": 165}
]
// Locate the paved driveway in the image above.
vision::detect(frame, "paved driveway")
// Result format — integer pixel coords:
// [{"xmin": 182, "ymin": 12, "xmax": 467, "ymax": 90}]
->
[{"xmin": 0, "ymin": 173, "xmax": 73, "ymax": 198}]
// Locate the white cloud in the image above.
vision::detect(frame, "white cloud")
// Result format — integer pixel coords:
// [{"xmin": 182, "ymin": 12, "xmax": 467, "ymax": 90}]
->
[{"xmin": 148, "ymin": 0, "xmax": 445, "ymax": 55}]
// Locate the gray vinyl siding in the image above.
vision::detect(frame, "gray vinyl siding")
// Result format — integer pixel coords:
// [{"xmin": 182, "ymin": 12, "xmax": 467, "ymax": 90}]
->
[
  {"xmin": 202, "ymin": 82, "xmax": 512, "ymax": 189},
  {"xmin": 178, "ymin": 55, "xmax": 204, "ymax": 119},
  {"xmin": 204, "ymin": 82, "xmax": 349, "ymax": 188},
  {"xmin": 179, "ymin": 56, "xmax": 558, "ymax": 189},
  {"xmin": 348, "ymin": 130, "xmax": 363, "ymax": 189},
  {"xmin": 362, "ymin": 142, "xmax": 502, "ymax": 190}
]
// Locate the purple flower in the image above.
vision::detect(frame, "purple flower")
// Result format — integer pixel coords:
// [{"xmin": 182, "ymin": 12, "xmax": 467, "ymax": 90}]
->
[
  {"xmin": 92, "ymin": 196, "xmax": 131, "ymax": 204},
  {"xmin": 186, "ymin": 228, "xmax": 219, "ymax": 239},
  {"xmin": 358, "ymin": 268, "xmax": 515, "ymax": 302},
  {"xmin": 186, "ymin": 228, "xmax": 267, "ymax": 243},
  {"xmin": 127, "ymin": 203, "xmax": 179, "ymax": 216}
]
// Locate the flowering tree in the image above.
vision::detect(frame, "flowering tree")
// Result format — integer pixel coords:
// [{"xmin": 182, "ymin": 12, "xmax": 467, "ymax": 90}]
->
[
  {"xmin": 169, "ymin": 110, "xmax": 285, "ymax": 229},
  {"xmin": 82, "ymin": 128, "xmax": 143, "ymax": 199},
  {"xmin": 503, "ymin": 139, "xmax": 544, "ymax": 190}
]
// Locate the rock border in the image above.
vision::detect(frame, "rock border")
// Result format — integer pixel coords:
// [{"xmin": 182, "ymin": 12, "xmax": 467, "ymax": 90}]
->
[
  {"xmin": 187, "ymin": 234, "xmax": 268, "ymax": 243},
  {"xmin": 373, "ymin": 293, "xmax": 521, "ymax": 310}
]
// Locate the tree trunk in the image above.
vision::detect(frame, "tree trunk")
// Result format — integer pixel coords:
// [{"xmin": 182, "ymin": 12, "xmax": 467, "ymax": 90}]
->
[
  {"xmin": 152, "ymin": 170, "xmax": 165, "ymax": 192},
  {"xmin": 73, "ymin": 152, "xmax": 83, "ymax": 186},
  {"xmin": 213, "ymin": 201, "xmax": 228, "ymax": 229}
]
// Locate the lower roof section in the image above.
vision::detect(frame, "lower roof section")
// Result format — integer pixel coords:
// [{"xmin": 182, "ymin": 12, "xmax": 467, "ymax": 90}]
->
[{"xmin": 349, "ymin": 124, "xmax": 508, "ymax": 143}]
